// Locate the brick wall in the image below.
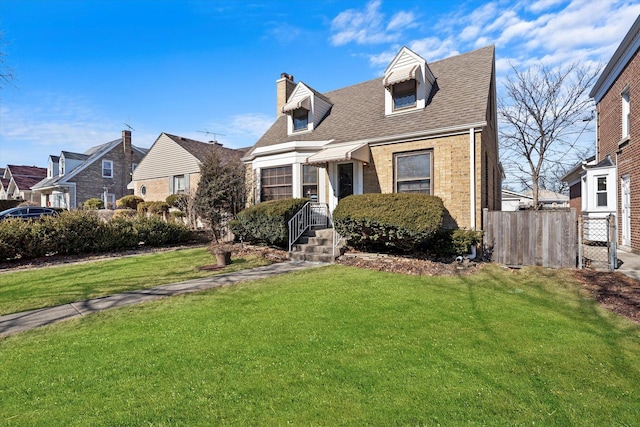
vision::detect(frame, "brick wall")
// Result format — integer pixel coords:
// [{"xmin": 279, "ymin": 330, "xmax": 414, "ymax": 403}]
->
[
  {"xmin": 596, "ymin": 48, "xmax": 640, "ymax": 252},
  {"xmin": 135, "ymin": 172, "xmax": 202, "ymax": 203},
  {"xmin": 74, "ymin": 141, "xmax": 145, "ymax": 207},
  {"xmin": 367, "ymin": 131, "xmax": 488, "ymax": 229}
]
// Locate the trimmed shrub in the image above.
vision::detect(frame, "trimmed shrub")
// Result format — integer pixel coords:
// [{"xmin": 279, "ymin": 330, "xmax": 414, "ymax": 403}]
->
[
  {"xmin": 166, "ymin": 193, "xmax": 189, "ymax": 208},
  {"xmin": 231, "ymin": 198, "xmax": 309, "ymax": 248},
  {"xmin": 112, "ymin": 209, "xmax": 138, "ymax": 220},
  {"xmin": 116, "ymin": 195, "xmax": 144, "ymax": 210},
  {"xmin": 333, "ymin": 193, "xmax": 444, "ymax": 252},
  {"xmin": 428, "ymin": 228, "xmax": 483, "ymax": 256},
  {"xmin": 133, "ymin": 216, "xmax": 192, "ymax": 246},
  {"xmin": 138, "ymin": 201, "xmax": 169, "ymax": 215},
  {"xmin": 84, "ymin": 198, "xmax": 104, "ymax": 210},
  {"xmin": 47, "ymin": 210, "xmax": 104, "ymax": 255},
  {"xmin": 95, "ymin": 218, "xmax": 138, "ymax": 252},
  {"xmin": 0, "ymin": 218, "xmax": 37, "ymax": 260}
]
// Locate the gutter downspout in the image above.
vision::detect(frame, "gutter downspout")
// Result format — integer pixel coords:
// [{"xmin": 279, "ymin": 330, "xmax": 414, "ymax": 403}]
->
[{"xmin": 469, "ymin": 127, "xmax": 476, "ymax": 230}]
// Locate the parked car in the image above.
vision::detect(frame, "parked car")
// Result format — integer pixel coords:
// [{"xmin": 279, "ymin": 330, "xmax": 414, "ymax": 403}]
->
[{"xmin": 0, "ymin": 206, "xmax": 59, "ymax": 221}]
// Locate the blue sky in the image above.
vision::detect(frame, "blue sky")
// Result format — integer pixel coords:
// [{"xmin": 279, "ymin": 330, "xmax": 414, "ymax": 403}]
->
[{"xmin": 1, "ymin": 0, "xmax": 639, "ymax": 173}]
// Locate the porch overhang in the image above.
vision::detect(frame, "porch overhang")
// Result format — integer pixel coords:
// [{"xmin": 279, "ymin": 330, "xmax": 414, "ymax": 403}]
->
[{"xmin": 305, "ymin": 142, "xmax": 370, "ymax": 166}]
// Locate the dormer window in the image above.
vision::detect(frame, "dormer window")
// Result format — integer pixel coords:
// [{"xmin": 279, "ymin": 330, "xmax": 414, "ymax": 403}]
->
[
  {"xmin": 392, "ymin": 79, "xmax": 417, "ymax": 110},
  {"xmin": 383, "ymin": 47, "xmax": 435, "ymax": 116},
  {"xmin": 60, "ymin": 158, "xmax": 65, "ymax": 176},
  {"xmin": 293, "ymin": 108, "xmax": 309, "ymax": 131}
]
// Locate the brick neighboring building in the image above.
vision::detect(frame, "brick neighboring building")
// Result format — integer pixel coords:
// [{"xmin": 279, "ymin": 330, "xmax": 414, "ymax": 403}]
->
[
  {"xmin": 588, "ymin": 15, "xmax": 640, "ymax": 253},
  {"xmin": 32, "ymin": 130, "xmax": 147, "ymax": 209},
  {"xmin": 242, "ymin": 45, "xmax": 501, "ymax": 230}
]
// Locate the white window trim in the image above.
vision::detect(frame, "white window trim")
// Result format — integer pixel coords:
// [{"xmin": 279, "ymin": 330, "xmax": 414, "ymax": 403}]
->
[
  {"xmin": 622, "ymin": 88, "xmax": 630, "ymax": 139},
  {"xmin": 102, "ymin": 160, "xmax": 114, "ymax": 178}
]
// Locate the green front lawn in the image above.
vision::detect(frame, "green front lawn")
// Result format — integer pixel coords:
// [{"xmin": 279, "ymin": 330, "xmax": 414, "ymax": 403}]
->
[
  {"xmin": 0, "ymin": 247, "xmax": 270, "ymax": 315},
  {"xmin": 1, "ymin": 264, "xmax": 639, "ymax": 425}
]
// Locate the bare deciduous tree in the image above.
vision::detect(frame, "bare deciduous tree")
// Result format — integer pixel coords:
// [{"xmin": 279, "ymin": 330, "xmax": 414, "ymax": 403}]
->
[{"xmin": 499, "ymin": 62, "xmax": 599, "ymax": 208}]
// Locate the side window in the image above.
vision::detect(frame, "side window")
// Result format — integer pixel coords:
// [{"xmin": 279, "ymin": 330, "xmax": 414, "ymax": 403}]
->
[
  {"xmin": 596, "ymin": 176, "xmax": 607, "ymax": 207},
  {"xmin": 622, "ymin": 89, "xmax": 630, "ymax": 138},
  {"xmin": 102, "ymin": 160, "xmax": 114, "ymax": 178}
]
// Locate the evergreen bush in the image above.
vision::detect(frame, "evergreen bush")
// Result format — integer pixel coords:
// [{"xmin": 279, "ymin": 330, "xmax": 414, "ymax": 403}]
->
[
  {"xmin": 231, "ymin": 198, "xmax": 309, "ymax": 248},
  {"xmin": 116, "ymin": 195, "xmax": 144, "ymax": 210},
  {"xmin": 333, "ymin": 194, "xmax": 444, "ymax": 252},
  {"xmin": 83, "ymin": 198, "xmax": 104, "ymax": 210}
]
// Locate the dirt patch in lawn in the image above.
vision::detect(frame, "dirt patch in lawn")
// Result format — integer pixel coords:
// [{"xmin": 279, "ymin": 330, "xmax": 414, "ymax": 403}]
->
[
  {"xmin": 336, "ymin": 251, "xmax": 480, "ymax": 276},
  {"xmin": 571, "ymin": 269, "xmax": 640, "ymax": 325}
]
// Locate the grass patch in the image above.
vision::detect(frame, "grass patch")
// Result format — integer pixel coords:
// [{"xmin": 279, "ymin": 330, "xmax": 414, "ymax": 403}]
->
[
  {"xmin": 0, "ymin": 247, "xmax": 270, "ymax": 315},
  {"xmin": 1, "ymin": 264, "xmax": 639, "ymax": 425}
]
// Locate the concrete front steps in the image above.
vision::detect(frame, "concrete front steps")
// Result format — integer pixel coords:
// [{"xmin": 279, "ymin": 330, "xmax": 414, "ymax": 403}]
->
[{"xmin": 290, "ymin": 228, "xmax": 343, "ymax": 263}]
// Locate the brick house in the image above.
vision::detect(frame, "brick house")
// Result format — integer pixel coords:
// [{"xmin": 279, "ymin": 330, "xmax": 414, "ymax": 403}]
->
[
  {"xmin": 32, "ymin": 130, "xmax": 147, "ymax": 209},
  {"xmin": 242, "ymin": 45, "xmax": 501, "ymax": 231},
  {"xmin": 1, "ymin": 165, "xmax": 47, "ymax": 202},
  {"xmin": 129, "ymin": 133, "xmax": 247, "ymax": 202},
  {"xmin": 587, "ymin": 15, "xmax": 640, "ymax": 253}
]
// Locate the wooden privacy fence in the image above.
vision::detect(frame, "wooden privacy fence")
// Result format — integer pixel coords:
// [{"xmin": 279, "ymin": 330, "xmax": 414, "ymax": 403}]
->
[{"xmin": 483, "ymin": 208, "xmax": 577, "ymax": 268}]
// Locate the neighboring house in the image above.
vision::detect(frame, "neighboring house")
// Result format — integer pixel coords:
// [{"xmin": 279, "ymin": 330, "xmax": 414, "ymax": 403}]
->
[
  {"xmin": 587, "ymin": 15, "xmax": 640, "ymax": 252},
  {"xmin": 561, "ymin": 155, "xmax": 596, "ymax": 213},
  {"xmin": 501, "ymin": 188, "xmax": 569, "ymax": 211},
  {"xmin": 1, "ymin": 165, "xmax": 47, "ymax": 202},
  {"xmin": 32, "ymin": 130, "xmax": 147, "ymax": 209},
  {"xmin": 242, "ymin": 45, "xmax": 501, "ymax": 230},
  {"xmin": 129, "ymin": 133, "xmax": 247, "ymax": 201}
]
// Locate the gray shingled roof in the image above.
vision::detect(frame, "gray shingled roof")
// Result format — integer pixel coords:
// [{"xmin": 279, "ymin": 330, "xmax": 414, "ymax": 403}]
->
[
  {"xmin": 248, "ymin": 45, "xmax": 494, "ymax": 156},
  {"xmin": 164, "ymin": 134, "xmax": 248, "ymax": 163}
]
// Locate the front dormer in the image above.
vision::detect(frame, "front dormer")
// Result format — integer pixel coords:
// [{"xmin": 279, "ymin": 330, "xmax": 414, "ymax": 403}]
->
[
  {"xmin": 281, "ymin": 82, "xmax": 332, "ymax": 136},
  {"xmin": 383, "ymin": 47, "xmax": 435, "ymax": 116},
  {"xmin": 48, "ymin": 155, "xmax": 59, "ymax": 178}
]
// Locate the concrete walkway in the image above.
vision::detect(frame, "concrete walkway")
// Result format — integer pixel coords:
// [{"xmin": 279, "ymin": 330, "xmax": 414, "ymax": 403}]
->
[
  {"xmin": 0, "ymin": 260, "xmax": 325, "ymax": 338},
  {"xmin": 617, "ymin": 249, "xmax": 640, "ymax": 281}
]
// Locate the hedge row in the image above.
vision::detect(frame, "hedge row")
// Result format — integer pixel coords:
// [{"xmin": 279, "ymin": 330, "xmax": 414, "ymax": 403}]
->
[
  {"xmin": 333, "ymin": 193, "xmax": 445, "ymax": 252},
  {"xmin": 230, "ymin": 198, "xmax": 309, "ymax": 248},
  {"xmin": 0, "ymin": 210, "xmax": 193, "ymax": 261}
]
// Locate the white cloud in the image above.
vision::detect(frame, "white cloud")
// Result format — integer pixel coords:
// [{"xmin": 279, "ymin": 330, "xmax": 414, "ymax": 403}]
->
[
  {"xmin": 527, "ymin": 0, "xmax": 566, "ymax": 13},
  {"xmin": 387, "ymin": 11, "xmax": 416, "ymax": 31},
  {"xmin": 330, "ymin": 0, "xmax": 415, "ymax": 46}
]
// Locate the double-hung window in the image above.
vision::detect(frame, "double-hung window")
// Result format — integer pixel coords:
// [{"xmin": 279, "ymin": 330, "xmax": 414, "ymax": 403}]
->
[
  {"xmin": 261, "ymin": 166, "xmax": 292, "ymax": 201},
  {"xmin": 173, "ymin": 175, "xmax": 186, "ymax": 193},
  {"xmin": 596, "ymin": 176, "xmax": 608, "ymax": 207},
  {"xmin": 395, "ymin": 150, "xmax": 432, "ymax": 194},
  {"xmin": 102, "ymin": 160, "xmax": 113, "ymax": 178}
]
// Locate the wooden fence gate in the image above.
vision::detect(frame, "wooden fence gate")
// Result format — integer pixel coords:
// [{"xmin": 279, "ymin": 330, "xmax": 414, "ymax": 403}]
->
[{"xmin": 482, "ymin": 208, "xmax": 577, "ymax": 268}]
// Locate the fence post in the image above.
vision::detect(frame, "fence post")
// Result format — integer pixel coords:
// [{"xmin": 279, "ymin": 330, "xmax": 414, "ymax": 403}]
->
[
  {"xmin": 609, "ymin": 214, "xmax": 617, "ymax": 273},
  {"xmin": 578, "ymin": 216, "xmax": 583, "ymax": 270}
]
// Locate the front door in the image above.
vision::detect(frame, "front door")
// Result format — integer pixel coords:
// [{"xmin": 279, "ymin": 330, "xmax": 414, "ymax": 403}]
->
[
  {"xmin": 337, "ymin": 163, "xmax": 353, "ymax": 200},
  {"xmin": 621, "ymin": 175, "xmax": 631, "ymax": 246}
]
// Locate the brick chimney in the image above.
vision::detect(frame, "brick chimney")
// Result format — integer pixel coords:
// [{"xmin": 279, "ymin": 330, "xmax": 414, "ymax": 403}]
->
[
  {"xmin": 276, "ymin": 72, "xmax": 295, "ymax": 117},
  {"xmin": 122, "ymin": 130, "xmax": 133, "ymax": 188}
]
